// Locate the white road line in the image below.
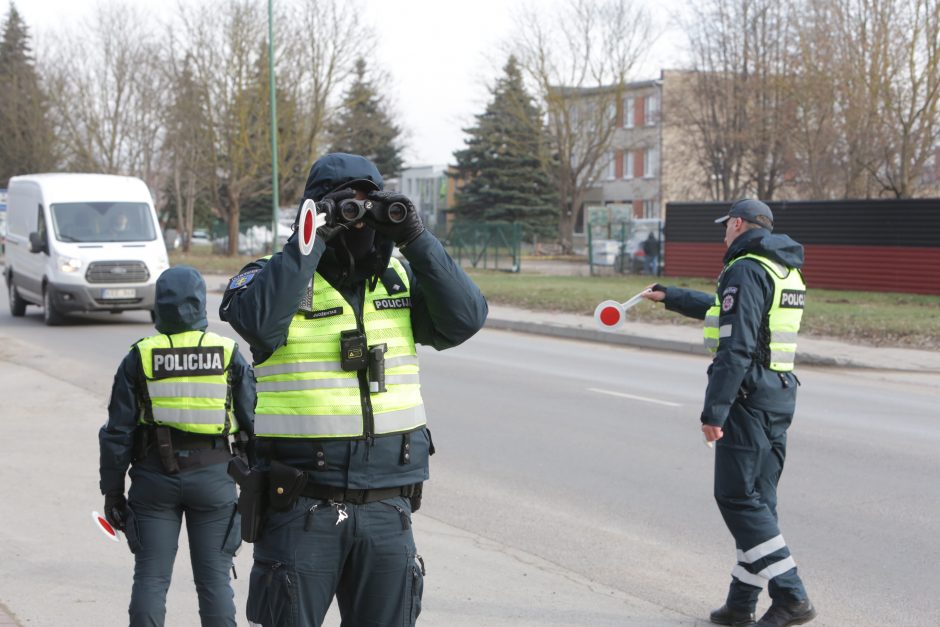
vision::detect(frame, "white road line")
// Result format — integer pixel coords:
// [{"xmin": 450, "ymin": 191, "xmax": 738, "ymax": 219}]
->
[{"xmin": 588, "ymin": 387, "xmax": 683, "ymax": 407}]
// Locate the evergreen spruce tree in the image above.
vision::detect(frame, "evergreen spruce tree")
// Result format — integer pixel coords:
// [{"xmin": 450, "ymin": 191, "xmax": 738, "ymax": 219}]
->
[
  {"xmin": 328, "ymin": 58, "xmax": 404, "ymax": 179},
  {"xmin": 0, "ymin": 3, "xmax": 56, "ymax": 185},
  {"xmin": 451, "ymin": 55, "xmax": 558, "ymax": 240}
]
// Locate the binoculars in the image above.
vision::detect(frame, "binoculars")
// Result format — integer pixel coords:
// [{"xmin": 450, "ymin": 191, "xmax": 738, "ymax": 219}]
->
[{"xmin": 318, "ymin": 195, "xmax": 409, "ymax": 225}]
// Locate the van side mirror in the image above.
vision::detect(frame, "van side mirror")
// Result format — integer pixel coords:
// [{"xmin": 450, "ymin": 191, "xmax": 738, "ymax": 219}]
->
[{"xmin": 28, "ymin": 231, "xmax": 46, "ymax": 254}]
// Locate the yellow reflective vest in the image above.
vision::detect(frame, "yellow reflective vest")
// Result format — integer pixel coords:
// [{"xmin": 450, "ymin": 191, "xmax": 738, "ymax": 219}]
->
[
  {"xmin": 703, "ymin": 253, "xmax": 806, "ymax": 371},
  {"xmin": 135, "ymin": 330, "xmax": 238, "ymax": 434},
  {"xmin": 253, "ymin": 257, "xmax": 424, "ymax": 439}
]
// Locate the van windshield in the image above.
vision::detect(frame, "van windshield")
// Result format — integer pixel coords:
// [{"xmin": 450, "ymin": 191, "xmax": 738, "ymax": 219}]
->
[{"xmin": 50, "ymin": 202, "xmax": 156, "ymax": 243}]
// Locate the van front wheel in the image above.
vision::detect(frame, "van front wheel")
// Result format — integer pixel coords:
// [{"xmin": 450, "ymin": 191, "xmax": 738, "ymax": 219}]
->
[
  {"xmin": 43, "ymin": 287, "xmax": 66, "ymax": 326},
  {"xmin": 8, "ymin": 278, "xmax": 27, "ymax": 317}
]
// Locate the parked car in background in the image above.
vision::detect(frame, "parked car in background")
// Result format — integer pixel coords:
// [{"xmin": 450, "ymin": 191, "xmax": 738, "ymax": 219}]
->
[
  {"xmin": 613, "ymin": 218, "xmax": 662, "ymax": 274},
  {"xmin": 190, "ymin": 229, "xmax": 211, "ymax": 247}
]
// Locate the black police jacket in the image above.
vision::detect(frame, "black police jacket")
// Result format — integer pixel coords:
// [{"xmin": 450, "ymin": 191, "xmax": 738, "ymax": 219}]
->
[
  {"xmin": 662, "ymin": 228, "xmax": 805, "ymax": 427},
  {"xmin": 219, "ymin": 229, "xmax": 488, "ymax": 490}
]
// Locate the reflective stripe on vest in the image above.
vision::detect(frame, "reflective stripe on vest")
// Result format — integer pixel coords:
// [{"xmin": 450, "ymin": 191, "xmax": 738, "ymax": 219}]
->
[
  {"xmin": 254, "ymin": 257, "xmax": 424, "ymax": 439},
  {"xmin": 136, "ymin": 330, "xmax": 237, "ymax": 434},
  {"xmin": 703, "ymin": 253, "xmax": 806, "ymax": 371}
]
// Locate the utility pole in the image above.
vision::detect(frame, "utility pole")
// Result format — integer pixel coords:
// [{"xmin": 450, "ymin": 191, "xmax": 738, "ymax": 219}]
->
[{"xmin": 268, "ymin": 0, "xmax": 280, "ymax": 254}]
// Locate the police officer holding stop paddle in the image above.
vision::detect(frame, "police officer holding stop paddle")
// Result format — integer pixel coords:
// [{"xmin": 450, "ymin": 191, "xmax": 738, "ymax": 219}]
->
[
  {"xmin": 99, "ymin": 265, "xmax": 256, "ymax": 627},
  {"xmin": 642, "ymin": 199, "xmax": 816, "ymax": 627}
]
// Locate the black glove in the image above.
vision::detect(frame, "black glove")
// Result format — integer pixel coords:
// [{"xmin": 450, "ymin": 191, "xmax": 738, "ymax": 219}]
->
[
  {"xmin": 104, "ymin": 493, "xmax": 128, "ymax": 532},
  {"xmin": 365, "ymin": 191, "xmax": 425, "ymax": 248}
]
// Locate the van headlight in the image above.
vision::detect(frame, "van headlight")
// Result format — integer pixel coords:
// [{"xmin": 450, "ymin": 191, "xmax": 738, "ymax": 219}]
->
[
  {"xmin": 58, "ymin": 256, "xmax": 83, "ymax": 273},
  {"xmin": 155, "ymin": 255, "xmax": 170, "ymax": 273}
]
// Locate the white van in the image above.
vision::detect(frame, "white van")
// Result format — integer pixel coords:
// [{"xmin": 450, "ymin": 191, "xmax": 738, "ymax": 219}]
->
[{"xmin": 4, "ymin": 173, "xmax": 169, "ymax": 325}]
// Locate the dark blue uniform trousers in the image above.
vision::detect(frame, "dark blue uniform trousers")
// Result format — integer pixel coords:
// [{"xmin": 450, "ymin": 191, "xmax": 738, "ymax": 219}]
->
[
  {"xmin": 246, "ymin": 495, "xmax": 424, "ymax": 627},
  {"xmin": 125, "ymin": 462, "xmax": 241, "ymax": 626},
  {"xmin": 715, "ymin": 404, "xmax": 808, "ymax": 610}
]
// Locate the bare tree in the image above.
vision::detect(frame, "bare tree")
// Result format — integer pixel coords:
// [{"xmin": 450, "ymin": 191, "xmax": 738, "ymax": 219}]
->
[
  {"xmin": 788, "ymin": 0, "xmax": 844, "ymax": 199},
  {"xmin": 790, "ymin": 0, "xmax": 940, "ymax": 199},
  {"xmin": 161, "ymin": 53, "xmax": 214, "ymax": 251},
  {"xmin": 510, "ymin": 0, "xmax": 653, "ymax": 252},
  {"xmin": 173, "ymin": 0, "xmax": 272, "ymax": 255},
  {"xmin": 276, "ymin": 0, "xmax": 365, "ymax": 204},
  {"xmin": 869, "ymin": 0, "xmax": 940, "ymax": 197},
  {"xmin": 678, "ymin": 0, "xmax": 797, "ymax": 202},
  {"xmin": 43, "ymin": 1, "xmax": 168, "ymax": 195},
  {"xmin": 170, "ymin": 0, "xmax": 362, "ymax": 255}
]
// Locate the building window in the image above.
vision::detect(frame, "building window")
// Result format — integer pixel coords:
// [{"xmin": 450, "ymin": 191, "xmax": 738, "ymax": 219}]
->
[
  {"xmin": 643, "ymin": 147, "xmax": 657, "ymax": 178},
  {"xmin": 643, "ymin": 199, "xmax": 658, "ymax": 218},
  {"xmin": 624, "ymin": 97, "xmax": 635, "ymax": 129},
  {"xmin": 624, "ymin": 151, "xmax": 634, "ymax": 179},
  {"xmin": 645, "ymin": 93, "xmax": 657, "ymax": 126}
]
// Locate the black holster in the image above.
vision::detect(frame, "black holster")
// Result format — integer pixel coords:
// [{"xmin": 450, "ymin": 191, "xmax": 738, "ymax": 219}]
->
[
  {"xmin": 228, "ymin": 457, "xmax": 268, "ymax": 543},
  {"xmin": 409, "ymin": 482, "xmax": 423, "ymax": 513},
  {"xmin": 155, "ymin": 426, "xmax": 180, "ymax": 474}
]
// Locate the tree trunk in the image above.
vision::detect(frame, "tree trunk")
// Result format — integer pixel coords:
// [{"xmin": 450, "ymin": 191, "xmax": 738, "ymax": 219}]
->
[
  {"xmin": 172, "ymin": 163, "xmax": 189, "ymax": 253},
  {"xmin": 227, "ymin": 190, "xmax": 241, "ymax": 257}
]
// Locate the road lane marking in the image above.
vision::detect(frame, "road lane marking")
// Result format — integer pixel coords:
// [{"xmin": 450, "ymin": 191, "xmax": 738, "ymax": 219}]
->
[{"xmin": 588, "ymin": 387, "xmax": 683, "ymax": 407}]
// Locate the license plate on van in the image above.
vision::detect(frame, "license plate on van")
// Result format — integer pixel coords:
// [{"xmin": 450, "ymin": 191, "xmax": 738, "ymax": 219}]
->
[{"xmin": 101, "ymin": 288, "xmax": 137, "ymax": 299}]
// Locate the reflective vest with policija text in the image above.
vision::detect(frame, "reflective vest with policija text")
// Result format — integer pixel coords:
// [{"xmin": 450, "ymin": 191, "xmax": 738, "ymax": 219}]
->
[
  {"xmin": 253, "ymin": 256, "xmax": 424, "ymax": 439},
  {"xmin": 703, "ymin": 253, "xmax": 806, "ymax": 371},
  {"xmin": 135, "ymin": 331, "xmax": 239, "ymax": 434}
]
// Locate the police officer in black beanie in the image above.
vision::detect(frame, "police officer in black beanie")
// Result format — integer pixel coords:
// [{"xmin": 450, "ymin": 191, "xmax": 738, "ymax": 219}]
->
[{"xmin": 220, "ymin": 153, "xmax": 487, "ymax": 626}]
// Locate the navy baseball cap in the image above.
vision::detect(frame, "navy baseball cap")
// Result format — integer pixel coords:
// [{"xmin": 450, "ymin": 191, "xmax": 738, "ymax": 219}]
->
[{"xmin": 714, "ymin": 199, "xmax": 774, "ymax": 229}]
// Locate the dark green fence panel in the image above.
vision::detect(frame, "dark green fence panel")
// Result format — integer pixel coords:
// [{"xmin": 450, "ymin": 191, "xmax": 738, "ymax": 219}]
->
[{"xmin": 445, "ymin": 222, "xmax": 522, "ymax": 272}]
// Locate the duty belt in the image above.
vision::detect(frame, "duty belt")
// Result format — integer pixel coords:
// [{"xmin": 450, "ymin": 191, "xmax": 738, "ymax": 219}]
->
[{"xmin": 300, "ymin": 483, "xmax": 419, "ymax": 504}]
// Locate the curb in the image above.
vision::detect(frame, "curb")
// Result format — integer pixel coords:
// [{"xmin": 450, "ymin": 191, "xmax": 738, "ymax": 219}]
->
[
  {"xmin": 484, "ymin": 317, "xmax": 874, "ymax": 369},
  {"xmin": 210, "ymin": 275, "xmax": 929, "ymax": 372},
  {"xmin": 485, "ymin": 317, "xmax": 709, "ymax": 356}
]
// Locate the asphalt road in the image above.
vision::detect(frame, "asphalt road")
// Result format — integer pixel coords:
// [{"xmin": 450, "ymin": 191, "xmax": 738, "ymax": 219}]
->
[{"xmin": 1, "ymin": 286, "xmax": 939, "ymax": 626}]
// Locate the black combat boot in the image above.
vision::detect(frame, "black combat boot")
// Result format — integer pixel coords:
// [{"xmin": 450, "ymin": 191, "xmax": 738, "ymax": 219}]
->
[
  {"xmin": 710, "ymin": 604, "xmax": 756, "ymax": 626},
  {"xmin": 754, "ymin": 599, "xmax": 816, "ymax": 626}
]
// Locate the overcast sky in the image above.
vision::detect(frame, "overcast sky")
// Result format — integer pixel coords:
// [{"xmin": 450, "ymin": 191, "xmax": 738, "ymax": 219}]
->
[{"xmin": 4, "ymin": 0, "xmax": 689, "ymax": 169}]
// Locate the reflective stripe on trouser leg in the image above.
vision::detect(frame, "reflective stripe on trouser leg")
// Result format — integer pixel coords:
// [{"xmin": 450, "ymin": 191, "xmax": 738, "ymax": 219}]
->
[{"xmin": 731, "ymin": 556, "xmax": 797, "ymax": 588}]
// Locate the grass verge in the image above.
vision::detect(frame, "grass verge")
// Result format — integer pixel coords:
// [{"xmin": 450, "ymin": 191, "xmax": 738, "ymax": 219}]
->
[{"xmin": 466, "ymin": 270, "xmax": 940, "ymax": 350}]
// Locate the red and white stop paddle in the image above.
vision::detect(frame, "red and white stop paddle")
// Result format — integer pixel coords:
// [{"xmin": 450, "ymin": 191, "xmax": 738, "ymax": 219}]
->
[
  {"xmin": 91, "ymin": 510, "xmax": 122, "ymax": 542},
  {"xmin": 593, "ymin": 289, "xmax": 651, "ymax": 330},
  {"xmin": 297, "ymin": 199, "xmax": 327, "ymax": 256}
]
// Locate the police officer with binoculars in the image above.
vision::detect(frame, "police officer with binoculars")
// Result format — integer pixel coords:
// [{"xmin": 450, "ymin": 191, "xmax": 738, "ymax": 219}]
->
[{"xmin": 220, "ymin": 152, "xmax": 488, "ymax": 626}]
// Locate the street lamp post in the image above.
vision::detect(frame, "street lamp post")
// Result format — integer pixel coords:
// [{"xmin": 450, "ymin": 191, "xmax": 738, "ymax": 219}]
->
[{"xmin": 268, "ymin": 0, "xmax": 280, "ymax": 254}]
